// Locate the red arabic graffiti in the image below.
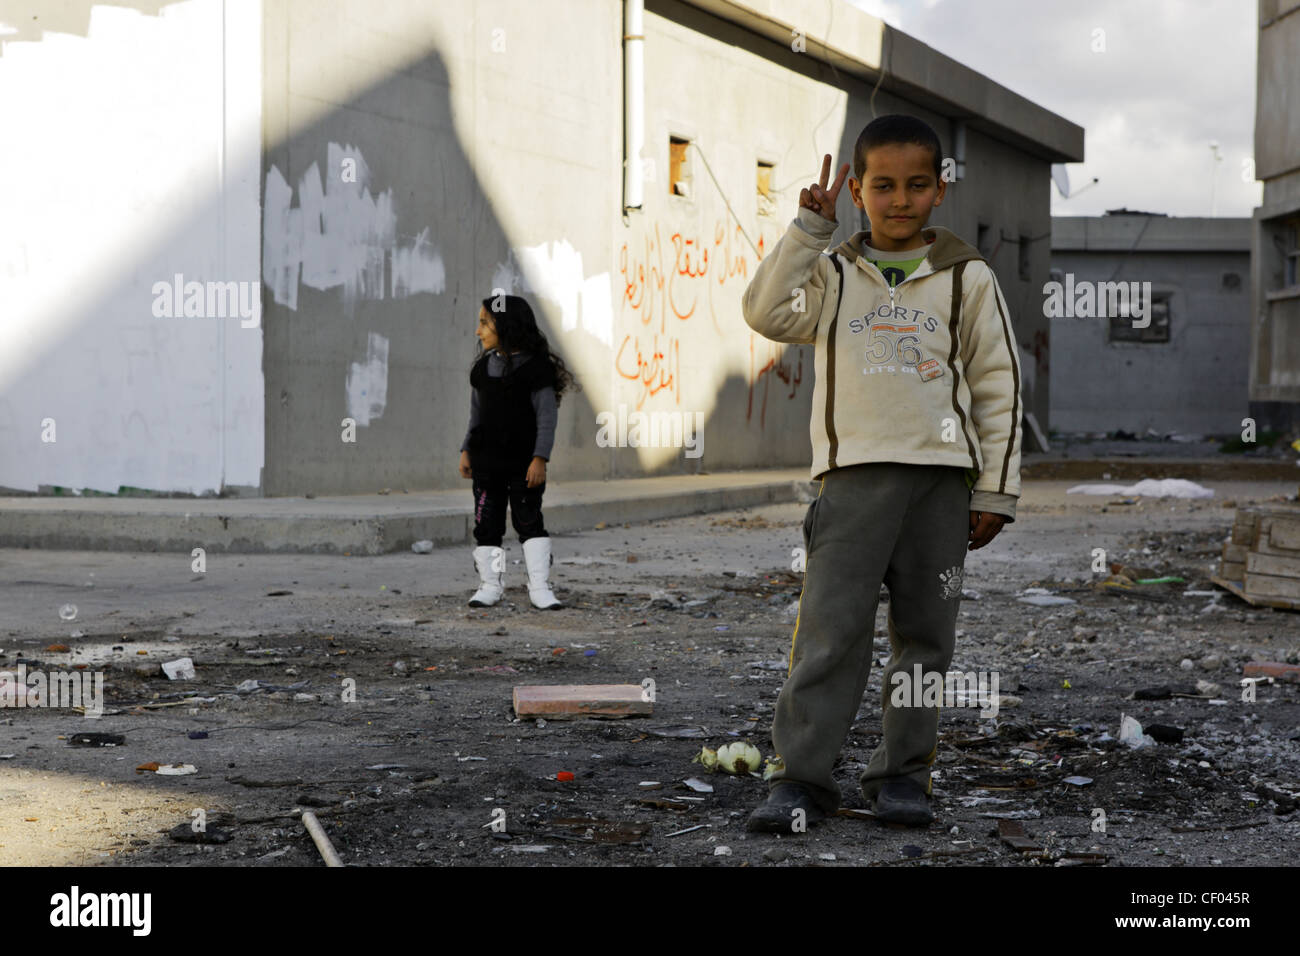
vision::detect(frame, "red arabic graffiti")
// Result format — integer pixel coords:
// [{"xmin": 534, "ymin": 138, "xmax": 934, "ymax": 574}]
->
[
  {"xmin": 748, "ymin": 336, "xmax": 804, "ymax": 428},
  {"xmin": 615, "ymin": 333, "xmax": 679, "ymax": 407},
  {"xmin": 617, "ymin": 218, "xmax": 800, "ymax": 418}
]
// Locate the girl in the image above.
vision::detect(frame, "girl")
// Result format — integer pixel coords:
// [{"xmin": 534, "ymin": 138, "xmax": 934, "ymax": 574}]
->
[{"xmin": 459, "ymin": 293, "xmax": 580, "ymax": 609}]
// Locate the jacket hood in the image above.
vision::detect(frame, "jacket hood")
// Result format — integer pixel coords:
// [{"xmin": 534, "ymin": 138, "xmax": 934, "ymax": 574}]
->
[{"xmin": 832, "ymin": 225, "xmax": 982, "ymax": 273}]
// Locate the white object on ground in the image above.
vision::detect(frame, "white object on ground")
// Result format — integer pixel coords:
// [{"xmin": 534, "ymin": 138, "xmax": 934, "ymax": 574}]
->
[
  {"xmin": 1066, "ymin": 478, "xmax": 1214, "ymax": 498},
  {"xmin": 162, "ymin": 658, "xmax": 195, "ymax": 680},
  {"xmin": 1018, "ymin": 595, "xmax": 1077, "ymax": 607},
  {"xmin": 156, "ymin": 764, "xmax": 198, "ymax": 775},
  {"xmin": 1119, "ymin": 714, "xmax": 1156, "ymax": 749},
  {"xmin": 411, "ymin": 539, "xmax": 434, "ymax": 553}
]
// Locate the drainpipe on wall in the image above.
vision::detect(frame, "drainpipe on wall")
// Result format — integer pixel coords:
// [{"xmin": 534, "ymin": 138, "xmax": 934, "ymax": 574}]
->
[{"xmin": 624, "ymin": 0, "xmax": 644, "ymax": 212}]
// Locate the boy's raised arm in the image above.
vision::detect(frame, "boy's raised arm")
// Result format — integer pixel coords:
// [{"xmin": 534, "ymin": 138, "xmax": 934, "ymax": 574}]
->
[
  {"xmin": 742, "ymin": 156, "xmax": 849, "ymax": 344},
  {"xmin": 959, "ymin": 263, "xmax": 1024, "ymax": 521}
]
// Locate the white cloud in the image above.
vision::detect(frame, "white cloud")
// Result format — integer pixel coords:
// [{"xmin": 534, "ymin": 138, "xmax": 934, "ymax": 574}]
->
[{"xmin": 842, "ymin": 0, "xmax": 1263, "ymax": 216}]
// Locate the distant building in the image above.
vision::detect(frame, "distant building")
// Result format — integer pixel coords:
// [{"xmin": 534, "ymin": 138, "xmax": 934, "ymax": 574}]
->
[
  {"xmin": 1250, "ymin": 0, "xmax": 1300, "ymax": 431},
  {"xmin": 1050, "ymin": 213, "xmax": 1252, "ymax": 435}
]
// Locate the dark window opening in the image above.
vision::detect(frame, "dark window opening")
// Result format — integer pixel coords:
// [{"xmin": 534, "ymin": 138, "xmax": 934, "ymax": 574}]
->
[
  {"xmin": 1109, "ymin": 291, "xmax": 1171, "ymax": 343},
  {"xmin": 669, "ymin": 136, "xmax": 692, "ymax": 199},
  {"xmin": 757, "ymin": 161, "xmax": 776, "ymax": 217}
]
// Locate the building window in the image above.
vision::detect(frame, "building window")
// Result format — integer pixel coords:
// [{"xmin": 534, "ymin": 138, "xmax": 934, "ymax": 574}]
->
[
  {"xmin": 669, "ymin": 136, "xmax": 692, "ymax": 199},
  {"xmin": 1109, "ymin": 290, "xmax": 1171, "ymax": 343},
  {"xmin": 757, "ymin": 161, "xmax": 776, "ymax": 217}
]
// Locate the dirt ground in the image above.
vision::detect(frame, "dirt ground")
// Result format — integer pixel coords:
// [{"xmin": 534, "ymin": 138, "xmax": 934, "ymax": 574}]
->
[{"xmin": 1, "ymin": 479, "xmax": 1297, "ymax": 867}]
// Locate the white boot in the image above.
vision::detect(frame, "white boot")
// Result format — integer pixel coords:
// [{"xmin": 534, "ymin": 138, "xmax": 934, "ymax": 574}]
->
[
  {"xmin": 468, "ymin": 545, "xmax": 504, "ymax": 607},
  {"xmin": 522, "ymin": 536, "xmax": 563, "ymax": 610}
]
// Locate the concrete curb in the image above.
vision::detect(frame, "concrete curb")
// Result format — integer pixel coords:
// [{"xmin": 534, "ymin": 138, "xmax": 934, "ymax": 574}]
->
[
  {"xmin": 1020, "ymin": 457, "xmax": 1298, "ymax": 482},
  {"xmin": 0, "ymin": 470, "xmax": 818, "ymax": 555}
]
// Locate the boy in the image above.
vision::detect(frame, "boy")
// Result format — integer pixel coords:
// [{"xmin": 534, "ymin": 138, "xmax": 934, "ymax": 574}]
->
[{"xmin": 741, "ymin": 114, "xmax": 1022, "ymax": 832}]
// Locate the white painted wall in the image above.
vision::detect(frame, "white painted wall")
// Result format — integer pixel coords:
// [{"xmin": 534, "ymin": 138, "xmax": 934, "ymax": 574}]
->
[{"xmin": 0, "ymin": 0, "xmax": 263, "ymax": 494}]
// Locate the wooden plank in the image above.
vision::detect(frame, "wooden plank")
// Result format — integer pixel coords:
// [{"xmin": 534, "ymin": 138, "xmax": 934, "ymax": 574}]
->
[
  {"xmin": 1212, "ymin": 574, "xmax": 1300, "ymax": 610},
  {"xmin": 1219, "ymin": 560, "xmax": 1246, "ymax": 580},
  {"xmin": 512, "ymin": 684, "xmax": 653, "ymax": 719},
  {"xmin": 1232, "ymin": 510, "xmax": 1261, "ymax": 545},
  {"xmin": 1222, "ymin": 543, "xmax": 1248, "ymax": 563},
  {"xmin": 1246, "ymin": 550, "xmax": 1300, "ymax": 578},
  {"xmin": 1244, "ymin": 571, "xmax": 1300, "ymax": 601},
  {"xmin": 1270, "ymin": 516, "xmax": 1300, "ymax": 550}
]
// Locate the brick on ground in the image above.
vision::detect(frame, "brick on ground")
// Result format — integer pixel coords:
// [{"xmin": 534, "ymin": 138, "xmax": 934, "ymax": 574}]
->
[{"xmin": 513, "ymin": 684, "xmax": 653, "ymax": 718}]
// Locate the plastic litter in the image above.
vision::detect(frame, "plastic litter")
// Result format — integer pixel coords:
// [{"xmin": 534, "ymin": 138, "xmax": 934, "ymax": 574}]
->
[
  {"xmin": 683, "ymin": 777, "xmax": 714, "ymax": 793},
  {"xmin": 155, "ymin": 764, "xmax": 198, "ymax": 775},
  {"xmin": 1066, "ymin": 478, "xmax": 1214, "ymax": 499},
  {"xmin": 411, "ymin": 539, "xmax": 434, "ymax": 553},
  {"xmin": 1119, "ymin": 714, "xmax": 1156, "ymax": 749},
  {"xmin": 1018, "ymin": 594, "xmax": 1077, "ymax": 607},
  {"xmin": 162, "ymin": 658, "xmax": 195, "ymax": 680}
]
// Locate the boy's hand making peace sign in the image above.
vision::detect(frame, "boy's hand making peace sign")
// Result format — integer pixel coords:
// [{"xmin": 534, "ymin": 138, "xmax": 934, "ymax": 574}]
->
[{"xmin": 800, "ymin": 154, "xmax": 851, "ymax": 223}]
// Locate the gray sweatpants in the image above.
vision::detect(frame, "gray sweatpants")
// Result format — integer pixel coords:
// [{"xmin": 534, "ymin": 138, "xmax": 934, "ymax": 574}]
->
[{"xmin": 769, "ymin": 462, "xmax": 971, "ymax": 813}]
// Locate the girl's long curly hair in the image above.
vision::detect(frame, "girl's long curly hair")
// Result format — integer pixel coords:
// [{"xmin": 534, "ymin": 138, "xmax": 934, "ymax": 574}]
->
[{"xmin": 471, "ymin": 293, "xmax": 580, "ymax": 405}]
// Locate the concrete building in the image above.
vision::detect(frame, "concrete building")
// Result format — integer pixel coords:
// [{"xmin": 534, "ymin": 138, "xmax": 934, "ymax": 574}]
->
[
  {"xmin": 1250, "ymin": 0, "xmax": 1300, "ymax": 430},
  {"xmin": 0, "ymin": 0, "xmax": 1082, "ymax": 497},
  {"xmin": 1049, "ymin": 213, "xmax": 1253, "ymax": 436}
]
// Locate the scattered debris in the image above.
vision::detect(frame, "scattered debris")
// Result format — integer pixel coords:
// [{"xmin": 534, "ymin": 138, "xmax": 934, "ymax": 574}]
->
[
  {"xmin": 68, "ymin": 733, "xmax": 125, "ymax": 748},
  {"xmin": 301, "ymin": 811, "xmax": 343, "ymax": 867},
  {"xmin": 715, "ymin": 741, "xmax": 762, "ymax": 774},
  {"xmin": 646, "ymin": 725, "xmax": 708, "ymax": 739},
  {"xmin": 683, "ymin": 777, "xmax": 714, "ymax": 793},
  {"xmin": 1243, "ymin": 661, "xmax": 1300, "ymax": 683},
  {"xmin": 1145, "ymin": 724, "xmax": 1185, "ymax": 744},
  {"xmin": 997, "ymin": 819, "xmax": 1046, "ymax": 856},
  {"xmin": 411, "ymin": 539, "xmax": 434, "ymax": 553},
  {"xmin": 162, "ymin": 658, "xmax": 195, "ymax": 680},
  {"xmin": 168, "ymin": 823, "xmax": 231, "ymax": 844},
  {"xmin": 541, "ymin": 819, "xmax": 649, "ymax": 844},
  {"xmin": 664, "ymin": 824, "xmax": 709, "ymax": 837},
  {"xmin": 1119, "ymin": 714, "xmax": 1156, "ymax": 749},
  {"xmin": 1214, "ymin": 503, "xmax": 1300, "ymax": 609},
  {"xmin": 1067, "ymin": 478, "xmax": 1214, "ymax": 498},
  {"xmin": 155, "ymin": 764, "xmax": 197, "ymax": 775}
]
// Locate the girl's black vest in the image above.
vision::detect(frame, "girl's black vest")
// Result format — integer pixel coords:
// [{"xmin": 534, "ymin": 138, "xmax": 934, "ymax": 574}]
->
[{"xmin": 467, "ymin": 351, "xmax": 554, "ymax": 470}]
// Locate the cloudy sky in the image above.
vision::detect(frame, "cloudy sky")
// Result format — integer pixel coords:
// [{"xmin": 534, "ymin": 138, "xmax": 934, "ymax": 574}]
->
[{"xmin": 842, "ymin": 0, "xmax": 1263, "ymax": 218}]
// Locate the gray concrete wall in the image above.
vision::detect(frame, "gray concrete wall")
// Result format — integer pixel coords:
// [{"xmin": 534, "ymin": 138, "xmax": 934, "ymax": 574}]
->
[
  {"xmin": 258, "ymin": 0, "xmax": 1071, "ymax": 495},
  {"xmin": 1249, "ymin": 0, "xmax": 1300, "ymax": 411},
  {"xmin": 1050, "ymin": 233, "xmax": 1252, "ymax": 435}
]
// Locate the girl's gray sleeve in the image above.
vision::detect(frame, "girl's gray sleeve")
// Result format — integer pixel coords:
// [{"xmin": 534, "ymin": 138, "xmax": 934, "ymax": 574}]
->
[
  {"xmin": 531, "ymin": 387, "xmax": 557, "ymax": 460},
  {"xmin": 461, "ymin": 388, "xmax": 480, "ymax": 453}
]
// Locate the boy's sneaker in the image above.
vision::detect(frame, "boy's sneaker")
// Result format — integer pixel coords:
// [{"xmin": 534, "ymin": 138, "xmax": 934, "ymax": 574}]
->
[
  {"xmin": 746, "ymin": 782, "xmax": 826, "ymax": 833},
  {"xmin": 872, "ymin": 777, "xmax": 934, "ymax": 826}
]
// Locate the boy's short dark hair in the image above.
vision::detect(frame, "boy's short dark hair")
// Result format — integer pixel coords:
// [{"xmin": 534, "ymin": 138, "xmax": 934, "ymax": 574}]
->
[{"xmin": 853, "ymin": 114, "xmax": 943, "ymax": 182}]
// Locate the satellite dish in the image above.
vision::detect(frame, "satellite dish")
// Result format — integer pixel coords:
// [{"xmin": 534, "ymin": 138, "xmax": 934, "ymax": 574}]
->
[{"xmin": 1051, "ymin": 164, "xmax": 1071, "ymax": 198}]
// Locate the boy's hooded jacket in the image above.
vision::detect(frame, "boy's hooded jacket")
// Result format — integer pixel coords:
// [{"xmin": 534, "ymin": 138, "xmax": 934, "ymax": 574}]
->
[{"xmin": 742, "ymin": 207, "xmax": 1022, "ymax": 520}]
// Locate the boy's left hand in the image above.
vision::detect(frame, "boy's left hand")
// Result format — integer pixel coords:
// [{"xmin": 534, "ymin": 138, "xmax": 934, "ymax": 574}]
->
[
  {"xmin": 526, "ymin": 457, "xmax": 547, "ymax": 488},
  {"xmin": 968, "ymin": 511, "xmax": 1005, "ymax": 550}
]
